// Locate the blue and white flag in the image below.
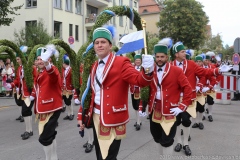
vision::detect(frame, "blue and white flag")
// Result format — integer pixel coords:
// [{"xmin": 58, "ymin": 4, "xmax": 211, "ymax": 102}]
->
[{"xmin": 116, "ymin": 30, "xmax": 144, "ymax": 55}]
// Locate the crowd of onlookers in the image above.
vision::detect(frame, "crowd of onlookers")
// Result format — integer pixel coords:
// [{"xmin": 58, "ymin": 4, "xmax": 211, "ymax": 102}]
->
[{"xmin": 0, "ymin": 58, "xmax": 15, "ymax": 97}]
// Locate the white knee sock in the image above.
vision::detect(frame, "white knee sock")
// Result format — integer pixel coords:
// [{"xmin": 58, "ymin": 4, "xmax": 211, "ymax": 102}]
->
[
  {"xmin": 135, "ymin": 110, "xmax": 141, "ymax": 125},
  {"xmin": 23, "ymin": 117, "xmax": 29, "ymax": 132},
  {"xmin": 87, "ymin": 128, "xmax": 94, "ymax": 145},
  {"xmin": 208, "ymin": 105, "xmax": 213, "ymax": 115},
  {"xmin": 162, "ymin": 145, "xmax": 173, "ymax": 159},
  {"xmin": 43, "ymin": 144, "xmax": 52, "ymax": 160},
  {"xmin": 198, "ymin": 112, "xmax": 203, "ymax": 123},
  {"xmin": 51, "ymin": 139, "xmax": 58, "ymax": 160},
  {"xmin": 66, "ymin": 105, "xmax": 71, "ymax": 116},
  {"xmin": 182, "ymin": 126, "xmax": 190, "ymax": 146},
  {"xmin": 19, "ymin": 107, "xmax": 22, "ymax": 116},
  {"xmin": 175, "ymin": 125, "xmax": 182, "ymax": 144}
]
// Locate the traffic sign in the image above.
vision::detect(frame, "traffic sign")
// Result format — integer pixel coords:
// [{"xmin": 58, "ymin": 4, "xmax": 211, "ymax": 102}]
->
[
  {"xmin": 232, "ymin": 53, "xmax": 240, "ymax": 65},
  {"xmin": 234, "ymin": 37, "xmax": 240, "ymax": 53},
  {"xmin": 68, "ymin": 36, "xmax": 74, "ymax": 44}
]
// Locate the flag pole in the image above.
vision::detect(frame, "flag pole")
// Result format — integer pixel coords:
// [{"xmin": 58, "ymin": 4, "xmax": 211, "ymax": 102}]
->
[{"xmin": 141, "ymin": 19, "xmax": 149, "ymax": 73}]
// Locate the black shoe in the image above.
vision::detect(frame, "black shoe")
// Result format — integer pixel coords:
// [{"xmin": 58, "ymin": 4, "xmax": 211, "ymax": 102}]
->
[
  {"xmin": 20, "ymin": 116, "xmax": 24, "ymax": 122},
  {"xmin": 181, "ymin": 129, "xmax": 183, "ymax": 135},
  {"xmin": 183, "ymin": 145, "xmax": 191, "ymax": 156},
  {"xmin": 16, "ymin": 116, "xmax": 22, "ymax": 120},
  {"xmin": 135, "ymin": 124, "xmax": 141, "ymax": 131},
  {"xmin": 208, "ymin": 115, "xmax": 213, "ymax": 122},
  {"xmin": 202, "ymin": 116, "xmax": 205, "ymax": 121},
  {"xmin": 63, "ymin": 115, "xmax": 70, "ymax": 120},
  {"xmin": 134, "ymin": 122, "xmax": 142, "ymax": 127},
  {"xmin": 62, "ymin": 106, "xmax": 66, "ymax": 112},
  {"xmin": 174, "ymin": 143, "xmax": 182, "ymax": 152},
  {"xmin": 22, "ymin": 132, "xmax": 30, "ymax": 140},
  {"xmin": 188, "ymin": 135, "xmax": 191, "ymax": 141},
  {"xmin": 69, "ymin": 114, "xmax": 74, "ymax": 120},
  {"xmin": 85, "ymin": 143, "xmax": 94, "ymax": 153},
  {"xmin": 83, "ymin": 141, "xmax": 88, "ymax": 148},
  {"xmin": 21, "ymin": 131, "xmax": 33, "ymax": 137},
  {"xmin": 199, "ymin": 122, "xmax": 204, "ymax": 130},
  {"xmin": 192, "ymin": 123, "xmax": 199, "ymax": 128},
  {"xmin": 206, "ymin": 108, "xmax": 209, "ymax": 114}
]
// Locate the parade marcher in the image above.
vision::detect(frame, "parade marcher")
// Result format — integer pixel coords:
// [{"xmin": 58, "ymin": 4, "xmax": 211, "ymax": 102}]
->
[
  {"xmin": 130, "ymin": 54, "xmax": 143, "ymax": 131},
  {"xmin": 148, "ymin": 38, "xmax": 192, "ymax": 157},
  {"xmin": 62, "ymin": 54, "xmax": 74, "ymax": 120},
  {"xmin": 192, "ymin": 55, "xmax": 206, "ymax": 130},
  {"xmin": 30, "ymin": 46, "xmax": 62, "ymax": 160},
  {"xmin": 78, "ymin": 25, "xmax": 154, "ymax": 160},
  {"xmin": 6, "ymin": 52, "xmax": 37, "ymax": 140},
  {"xmin": 1, "ymin": 62, "xmax": 13, "ymax": 97}
]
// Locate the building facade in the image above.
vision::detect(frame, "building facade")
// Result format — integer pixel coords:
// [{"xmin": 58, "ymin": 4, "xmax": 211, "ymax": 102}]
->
[{"xmin": 0, "ymin": 0, "xmax": 139, "ymax": 52}]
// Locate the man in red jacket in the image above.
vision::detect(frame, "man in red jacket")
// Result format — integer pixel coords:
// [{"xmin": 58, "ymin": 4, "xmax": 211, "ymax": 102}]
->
[
  {"xmin": 30, "ymin": 46, "xmax": 62, "ymax": 160},
  {"xmin": 7, "ymin": 53, "xmax": 37, "ymax": 140},
  {"xmin": 78, "ymin": 25, "xmax": 154, "ymax": 160},
  {"xmin": 148, "ymin": 38, "xmax": 192, "ymax": 157},
  {"xmin": 61, "ymin": 54, "xmax": 74, "ymax": 120}
]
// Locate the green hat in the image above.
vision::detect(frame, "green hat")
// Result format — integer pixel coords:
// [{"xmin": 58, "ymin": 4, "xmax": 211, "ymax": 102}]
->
[
  {"xmin": 93, "ymin": 27, "xmax": 112, "ymax": 44},
  {"xmin": 172, "ymin": 42, "xmax": 185, "ymax": 54},
  {"xmin": 36, "ymin": 47, "xmax": 46, "ymax": 57},
  {"xmin": 205, "ymin": 55, "xmax": 210, "ymax": 60},
  {"xmin": 186, "ymin": 54, "xmax": 190, "ymax": 60},
  {"xmin": 16, "ymin": 53, "xmax": 27, "ymax": 57},
  {"xmin": 154, "ymin": 38, "xmax": 173, "ymax": 55},
  {"xmin": 195, "ymin": 56, "xmax": 203, "ymax": 61},
  {"xmin": 134, "ymin": 54, "xmax": 142, "ymax": 60},
  {"xmin": 63, "ymin": 54, "xmax": 70, "ymax": 65}
]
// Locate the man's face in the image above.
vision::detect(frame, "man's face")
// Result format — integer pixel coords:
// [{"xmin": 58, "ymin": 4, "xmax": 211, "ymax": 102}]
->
[
  {"xmin": 6, "ymin": 58, "xmax": 10, "ymax": 63},
  {"xmin": 16, "ymin": 57, "xmax": 22, "ymax": 65},
  {"xmin": 196, "ymin": 60, "xmax": 203, "ymax": 66},
  {"xmin": 175, "ymin": 50, "xmax": 186, "ymax": 61},
  {"xmin": 155, "ymin": 53, "xmax": 168, "ymax": 67},
  {"xmin": 94, "ymin": 38, "xmax": 112, "ymax": 59},
  {"xmin": 134, "ymin": 59, "xmax": 142, "ymax": 66},
  {"xmin": 37, "ymin": 56, "xmax": 45, "ymax": 69},
  {"xmin": 203, "ymin": 59, "xmax": 209, "ymax": 66},
  {"xmin": 62, "ymin": 63, "xmax": 68, "ymax": 69}
]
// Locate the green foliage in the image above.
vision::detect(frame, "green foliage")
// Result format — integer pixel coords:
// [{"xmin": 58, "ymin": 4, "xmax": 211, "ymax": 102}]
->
[
  {"xmin": 13, "ymin": 19, "xmax": 54, "ymax": 47},
  {"xmin": 0, "ymin": 46, "xmax": 17, "ymax": 71},
  {"xmin": 203, "ymin": 34, "xmax": 223, "ymax": 52},
  {"xmin": 27, "ymin": 44, "xmax": 44, "ymax": 71},
  {"xmin": 157, "ymin": 0, "xmax": 209, "ymax": 49},
  {"xmin": 147, "ymin": 33, "xmax": 159, "ymax": 55},
  {"xmin": 0, "ymin": 0, "xmax": 23, "ymax": 26}
]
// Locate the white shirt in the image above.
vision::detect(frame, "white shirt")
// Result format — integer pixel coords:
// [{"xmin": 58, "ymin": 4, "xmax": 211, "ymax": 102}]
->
[
  {"xmin": 94, "ymin": 54, "xmax": 110, "ymax": 105},
  {"xmin": 156, "ymin": 64, "xmax": 166, "ymax": 100},
  {"xmin": 63, "ymin": 66, "xmax": 70, "ymax": 86},
  {"xmin": 176, "ymin": 60, "xmax": 183, "ymax": 70}
]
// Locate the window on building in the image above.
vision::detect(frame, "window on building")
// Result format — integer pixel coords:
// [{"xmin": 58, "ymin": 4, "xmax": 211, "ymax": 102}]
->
[
  {"xmin": 25, "ymin": 20, "xmax": 37, "ymax": 27},
  {"xmin": 143, "ymin": 9, "xmax": 148, "ymax": 13},
  {"xmin": 54, "ymin": 21, "xmax": 62, "ymax": 38},
  {"xmin": 119, "ymin": 0, "xmax": 123, "ymax": 6},
  {"xmin": 69, "ymin": 24, "xmax": 73, "ymax": 36},
  {"xmin": 54, "ymin": 0, "xmax": 61, "ymax": 9},
  {"xmin": 25, "ymin": 21, "xmax": 37, "ymax": 41},
  {"xmin": 26, "ymin": 0, "xmax": 37, "ymax": 7},
  {"xmin": 87, "ymin": 5, "xmax": 98, "ymax": 16},
  {"xmin": 75, "ymin": 25, "xmax": 79, "ymax": 41},
  {"xmin": 129, "ymin": 0, "xmax": 132, "ymax": 8},
  {"xmin": 65, "ymin": 0, "xmax": 72, "ymax": 12},
  {"xmin": 75, "ymin": 0, "xmax": 82, "ymax": 14},
  {"xmin": 119, "ymin": 16, "xmax": 123, "ymax": 27},
  {"xmin": 134, "ymin": 1, "xmax": 137, "ymax": 8}
]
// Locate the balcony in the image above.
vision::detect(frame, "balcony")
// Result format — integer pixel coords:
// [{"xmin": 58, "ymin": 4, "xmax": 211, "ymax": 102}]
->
[
  {"xmin": 86, "ymin": 0, "xmax": 109, "ymax": 7},
  {"xmin": 85, "ymin": 13, "xmax": 97, "ymax": 29}
]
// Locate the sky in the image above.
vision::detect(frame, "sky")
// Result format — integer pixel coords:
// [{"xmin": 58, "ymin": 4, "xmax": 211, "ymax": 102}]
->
[{"xmin": 196, "ymin": 0, "xmax": 240, "ymax": 47}]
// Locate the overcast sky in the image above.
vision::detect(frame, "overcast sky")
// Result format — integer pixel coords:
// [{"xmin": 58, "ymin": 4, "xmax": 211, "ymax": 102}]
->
[{"xmin": 196, "ymin": 0, "xmax": 240, "ymax": 47}]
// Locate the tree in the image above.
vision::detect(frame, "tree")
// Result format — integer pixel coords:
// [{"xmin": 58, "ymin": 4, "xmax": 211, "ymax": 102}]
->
[
  {"xmin": 157, "ymin": 0, "xmax": 209, "ymax": 49},
  {"xmin": 13, "ymin": 19, "xmax": 54, "ymax": 47},
  {"xmin": 0, "ymin": 0, "xmax": 23, "ymax": 26},
  {"xmin": 203, "ymin": 34, "xmax": 223, "ymax": 52}
]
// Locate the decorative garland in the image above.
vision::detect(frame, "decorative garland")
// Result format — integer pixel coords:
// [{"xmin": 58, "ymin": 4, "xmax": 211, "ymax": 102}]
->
[
  {"xmin": 0, "ymin": 39, "xmax": 32, "ymax": 88},
  {"xmin": 56, "ymin": 47, "xmax": 66, "ymax": 75},
  {"xmin": 77, "ymin": 6, "xmax": 148, "ymax": 109}
]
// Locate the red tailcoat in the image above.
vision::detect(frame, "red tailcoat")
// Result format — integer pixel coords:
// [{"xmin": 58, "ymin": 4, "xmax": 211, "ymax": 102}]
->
[
  {"xmin": 203, "ymin": 64, "xmax": 220, "ymax": 89},
  {"xmin": 77, "ymin": 53, "xmax": 153, "ymax": 127},
  {"xmin": 172, "ymin": 60, "xmax": 220, "ymax": 100},
  {"xmin": 61, "ymin": 67, "xmax": 74, "ymax": 91},
  {"xmin": 31, "ymin": 65, "xmax": 62, "ymax": 114},
  {"xmin": 11, "ymin": 65, "xmax": 37, "ymax": 97},
  {"xmin": 148, "ymin": 63, "xmax": 192, "ymax": 114}
]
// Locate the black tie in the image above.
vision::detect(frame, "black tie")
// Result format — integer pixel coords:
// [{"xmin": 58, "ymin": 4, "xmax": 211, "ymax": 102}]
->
[
  {"xmin": 179, "ymin": 62, "xmax": 183, "ymax": 66},
  {"xmin": 158, "ymin": 68, "xmax": 162, "ymax": 72},
  {"xmin": 99, "ymin": 60, "xmax": 105, "ymax": 65}
]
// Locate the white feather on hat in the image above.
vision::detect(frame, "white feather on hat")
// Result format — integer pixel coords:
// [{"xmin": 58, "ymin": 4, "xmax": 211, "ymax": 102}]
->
[{"xmin": 206, "ymin": 51, "xmax": 215, "ymax": 57}]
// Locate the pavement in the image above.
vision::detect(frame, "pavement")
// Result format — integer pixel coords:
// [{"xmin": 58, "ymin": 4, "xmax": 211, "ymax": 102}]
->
[{"xmin": 0, "ymin": 96, "xmax": 240, "ymax": 160}]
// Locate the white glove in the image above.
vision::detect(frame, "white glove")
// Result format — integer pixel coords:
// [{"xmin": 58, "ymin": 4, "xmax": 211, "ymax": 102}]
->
[
  {"xmin": 6, "ymin": 83, "xmax": 12, "ymax": 89},
  {"xmin": 30, "ymin": 96, "xmax": 35, "ymax": 101},
  {"xmin": 16, "ymin": 87, "xmax": 19, "ymax": 93},
  {"xmin": 213, "ymin": 84, "xmax": 218, "ymax": 90},
  {"xmin": 202, "ymin": 87, "xmax": 210, "ymax": 93},
  {"xmin": 141, "ymin": 55, "xmax": 154, "ymax": 73},
  {"xmin": 74, "ymin": 99, "xmax": 81, "ymax": 105},
  {"xmin": 196, "ymin": 86, "xmax": 200, "ymax": 92},
  {"xmin": 170, "ymin": 107, "xmax": 183, "ymax": 116},
  {"xmin": 219, "ymin": 65, "xmax": 233, "ymax": 72},
  {"xmin": 41, "ymin": 49, "xmax": 53, "ymax": 62}
]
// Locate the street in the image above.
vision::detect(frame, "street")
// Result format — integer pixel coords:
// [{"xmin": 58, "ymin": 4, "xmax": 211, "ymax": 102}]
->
[{"xmin": 0, "ymin": 96, "xmax": 240, "ymax": 160}]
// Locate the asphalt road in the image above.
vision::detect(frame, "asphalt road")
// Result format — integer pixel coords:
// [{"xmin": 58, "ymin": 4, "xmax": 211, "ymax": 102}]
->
[{"xmin": 0, "ymin": 96, "xmax": 240, "ymax": 160}]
